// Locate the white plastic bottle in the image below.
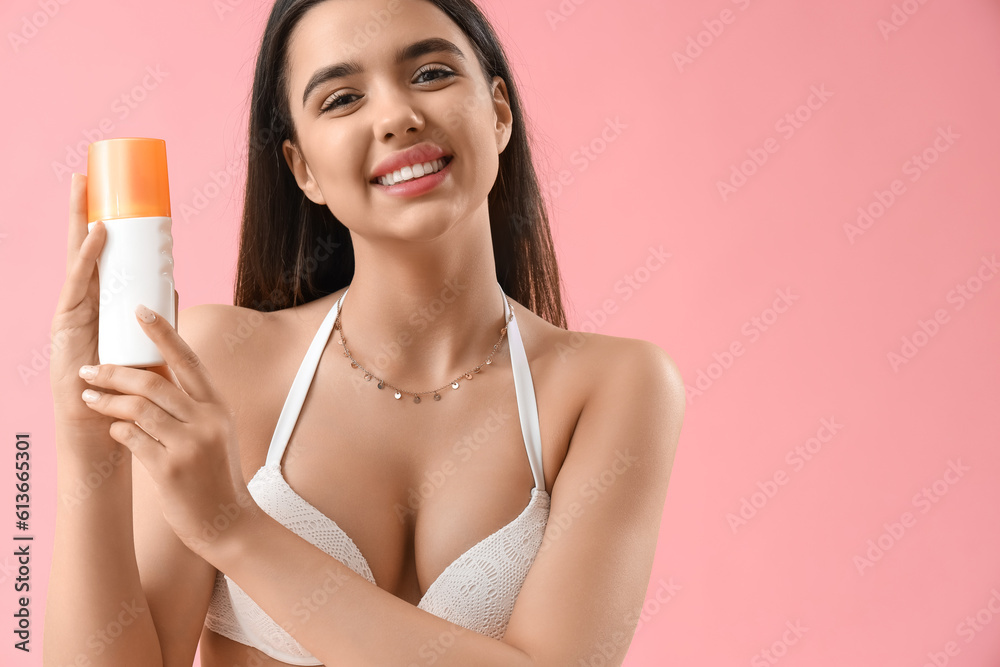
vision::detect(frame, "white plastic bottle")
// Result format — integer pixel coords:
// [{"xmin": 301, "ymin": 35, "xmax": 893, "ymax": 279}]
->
[{"xmin": 86, "ymin": 137, "xmax": 175, "ymax": 368}]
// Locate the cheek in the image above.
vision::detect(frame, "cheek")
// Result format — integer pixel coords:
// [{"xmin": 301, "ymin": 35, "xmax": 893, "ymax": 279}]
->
[
  {"xmin": 466, "ymin": 118, "xmax": 501, "ymax": 175},
  {"xmin": 436, "ymin": 84, "xmax": 494, "ymax": 142},
  {"xmin": 311, "ymin": 135, "xmax": 365, "ymax": 189}
]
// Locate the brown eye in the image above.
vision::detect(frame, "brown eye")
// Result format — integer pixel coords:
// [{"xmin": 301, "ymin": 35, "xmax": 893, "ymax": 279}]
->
[
  {"xmin": 319, "ymin": 66, "xmax": 455, "ymax": 114},
  {"xmin": 414, "ymin": 65, "xmax": 455, "ymax": 83},
  {"xmin": 320, "ymin": 92, "xmax": 359, "ymax": 113}
]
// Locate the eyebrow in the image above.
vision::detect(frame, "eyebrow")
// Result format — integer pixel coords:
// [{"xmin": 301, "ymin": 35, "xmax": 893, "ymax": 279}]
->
[{"xmin": 301, "ymin": 37, "xmax": 467, "ymax": 108}]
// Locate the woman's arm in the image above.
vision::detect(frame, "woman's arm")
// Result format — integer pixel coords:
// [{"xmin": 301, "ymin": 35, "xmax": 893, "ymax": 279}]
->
[
  {"xmin": 199, "ymin": 337, "xmax": 684, "ymax": 666},
  {"xmin": 204, "ymin": 498, "xmax": 537, "ymax": 666},
  {"xmin": 44, "ymin": 306, "xmax": 230, "ymax": 667},
  {"xmin": 44, "ymin": 429, "xmax": 164, "ymax": 667},
  {"xmin": 43, "ymin": 170, "xmax": 164, "ymax": 666}
]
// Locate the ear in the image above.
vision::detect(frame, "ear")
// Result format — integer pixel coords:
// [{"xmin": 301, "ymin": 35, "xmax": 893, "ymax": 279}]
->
[
  {"xmin": 491, "ymin": 76, "xmax": 513, "ymax": 155},
  {"xmin": 282, "ymin": 139, "xmax": 326, "ymax": 205}
]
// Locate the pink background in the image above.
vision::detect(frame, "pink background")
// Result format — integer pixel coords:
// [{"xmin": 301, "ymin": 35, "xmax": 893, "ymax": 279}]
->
[{"xmin": 2, "ymin": 0, "xmax": 999, "ymax": 665}]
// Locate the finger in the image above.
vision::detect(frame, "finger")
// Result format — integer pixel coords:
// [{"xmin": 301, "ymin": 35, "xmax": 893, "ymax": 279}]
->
[
  {"xmin": 65, "ymin": 173, "xmax": 90, "ymax": 276},
  {"xmin": 54, "ymin": 217, "xmax": 106, "ymax": 316},
  {"xmin": 107, "ymin": 419, "xmax": 166, "ymax": 472},
  {"xmin": 141, "ymin": 293, "xmax": 176, "ymax": 387},
  {"xmin": 81, "ymin": 389, "xmax": 185, "ymax": 449},
  {"xmin": 134, "ymin": 305, "xmax": 220, "ymax": 404},
  {"xmin": 81, "ymin": 364, "xmax": 195, "ymax": 423},
  {"xmin": 145, "ymin": 363, "xmax": 179, "ymax": 389},
  {"xmin": 171, "ymin": 290, "xmax": 180, "ymax": 387}
]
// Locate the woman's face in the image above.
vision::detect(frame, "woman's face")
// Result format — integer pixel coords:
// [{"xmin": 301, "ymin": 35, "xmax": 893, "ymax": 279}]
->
[{"xmin": 281, "ymin": 0, "xmax": 512, "ymax": 241}]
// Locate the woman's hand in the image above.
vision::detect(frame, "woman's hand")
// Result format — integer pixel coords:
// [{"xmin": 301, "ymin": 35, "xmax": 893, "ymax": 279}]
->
[
  {"xmin": 50, "ymin": 172, "xmax": 112, "ymax": 435},
  {"xmin": 77, "ymin": 303, "xmax": 259, "ymax": 557},
  {"xmin": 50, "ymin": 172, "xmax": 179, "ymax": 447}
]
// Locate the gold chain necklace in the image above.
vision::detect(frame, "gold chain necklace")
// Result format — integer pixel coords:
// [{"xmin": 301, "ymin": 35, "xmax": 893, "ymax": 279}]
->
[{"xmin": 332, "ymin": 289, "xmax": 515, "ymax": 403}]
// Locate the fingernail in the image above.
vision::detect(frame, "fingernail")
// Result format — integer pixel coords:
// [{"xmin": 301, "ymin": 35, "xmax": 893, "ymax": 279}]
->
[
  {"xmin": 82, "ymin": 389, "xmax": 101, "ymax": 402},
  {"xmin": 79, "ymin": 365, "xmax": 97, "ymax": 380},
  {"xmin": 135, "ymin": 304, "xmax": 156, "ymax": 323}
]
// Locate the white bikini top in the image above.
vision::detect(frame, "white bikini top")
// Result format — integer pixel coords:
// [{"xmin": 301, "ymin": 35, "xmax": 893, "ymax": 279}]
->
[{"xmin": 203, "ymin": 281, "xmax": 550, "ymax": 665}]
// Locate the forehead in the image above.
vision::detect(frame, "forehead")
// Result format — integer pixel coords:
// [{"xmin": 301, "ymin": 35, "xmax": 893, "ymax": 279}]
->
[{"xmin": 285, "ymin": 0, "xmax": 470, "ymax": 83}]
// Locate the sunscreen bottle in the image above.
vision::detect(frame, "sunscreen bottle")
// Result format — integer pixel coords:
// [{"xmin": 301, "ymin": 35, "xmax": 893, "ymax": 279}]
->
[{"xmin": 86, "ymin": 137, "xmax": 175, "ymax": 367}]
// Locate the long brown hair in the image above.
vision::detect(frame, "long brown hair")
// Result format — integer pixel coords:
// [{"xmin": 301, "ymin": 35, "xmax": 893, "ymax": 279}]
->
[{"xmin": 232, "ymin": 0, "xmax": 567, "ymax": 328}]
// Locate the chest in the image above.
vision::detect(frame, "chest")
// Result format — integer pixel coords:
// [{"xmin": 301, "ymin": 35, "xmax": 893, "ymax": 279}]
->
[{"xmin": 230, "ymin": 332, "xmax": 576, "ymax": 606}]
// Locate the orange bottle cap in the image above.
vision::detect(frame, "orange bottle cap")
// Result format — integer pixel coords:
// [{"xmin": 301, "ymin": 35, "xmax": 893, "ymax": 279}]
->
[{"xmin": 87, "ymin": 137, "xmax": 171, "ymax": 223}]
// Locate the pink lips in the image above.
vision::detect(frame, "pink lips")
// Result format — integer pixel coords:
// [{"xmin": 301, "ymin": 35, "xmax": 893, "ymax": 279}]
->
[
  {"xmin": 369, "ymin": 143, "xmax": 451, "ymax": 182},
  {"xmin": 371, "ymin": 155, "xmax": 454, "ymax": 198}
]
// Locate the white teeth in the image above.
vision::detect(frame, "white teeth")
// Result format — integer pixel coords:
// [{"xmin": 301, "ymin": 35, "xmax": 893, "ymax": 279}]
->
[{"xmin": 377, "ymin": 158, "xmax": 448, "ymax": 186}]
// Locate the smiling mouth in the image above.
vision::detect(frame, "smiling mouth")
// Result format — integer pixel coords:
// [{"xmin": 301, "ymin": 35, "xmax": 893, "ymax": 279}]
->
[{"xmin": 370, "ymin": 155, "xmax": 454, "ymax": 186}]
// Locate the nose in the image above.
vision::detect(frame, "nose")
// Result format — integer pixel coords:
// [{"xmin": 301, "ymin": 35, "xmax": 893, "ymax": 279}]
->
[{"xmin": 371, "ymin": 84, "xmax": 425, "ymax": 140}]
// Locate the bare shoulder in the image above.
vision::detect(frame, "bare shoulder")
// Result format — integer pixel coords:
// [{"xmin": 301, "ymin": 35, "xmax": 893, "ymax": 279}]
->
[
  {"xmin": 516, "ymin": 301, "xmax": 685, "ymax": 417},
  {"xmin": 177, "ymin": 303, "xmax": 280, "ymax": 368},
  {"xmin": 569, "ymin": 330, "xmax": 685, "ymax": 443},
  {"xmin": 175, "ymin": 294, "xmax": 340, "ymax": 408},
  {"xmin": 514, "ymin": 302, "xmax": 685, "ymax": 474},
  {"xmin": 175, "ymin": 303, "xmax": 289, "ymax": 405},
  {"xmin": 176, "ymin": 291, "xmax": 340, "ymax": 359}
]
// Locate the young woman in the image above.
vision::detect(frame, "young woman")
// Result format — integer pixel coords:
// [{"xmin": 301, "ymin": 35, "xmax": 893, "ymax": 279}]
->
[{"xmin": 45, "ymin": 1, "xmax": 685, "ymax": 665}]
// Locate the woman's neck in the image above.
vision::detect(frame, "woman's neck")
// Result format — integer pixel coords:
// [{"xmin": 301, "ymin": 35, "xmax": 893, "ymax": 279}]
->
[{"xmin": 339, "ymin": 228, "xmax": 509, "ymax": 388}]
